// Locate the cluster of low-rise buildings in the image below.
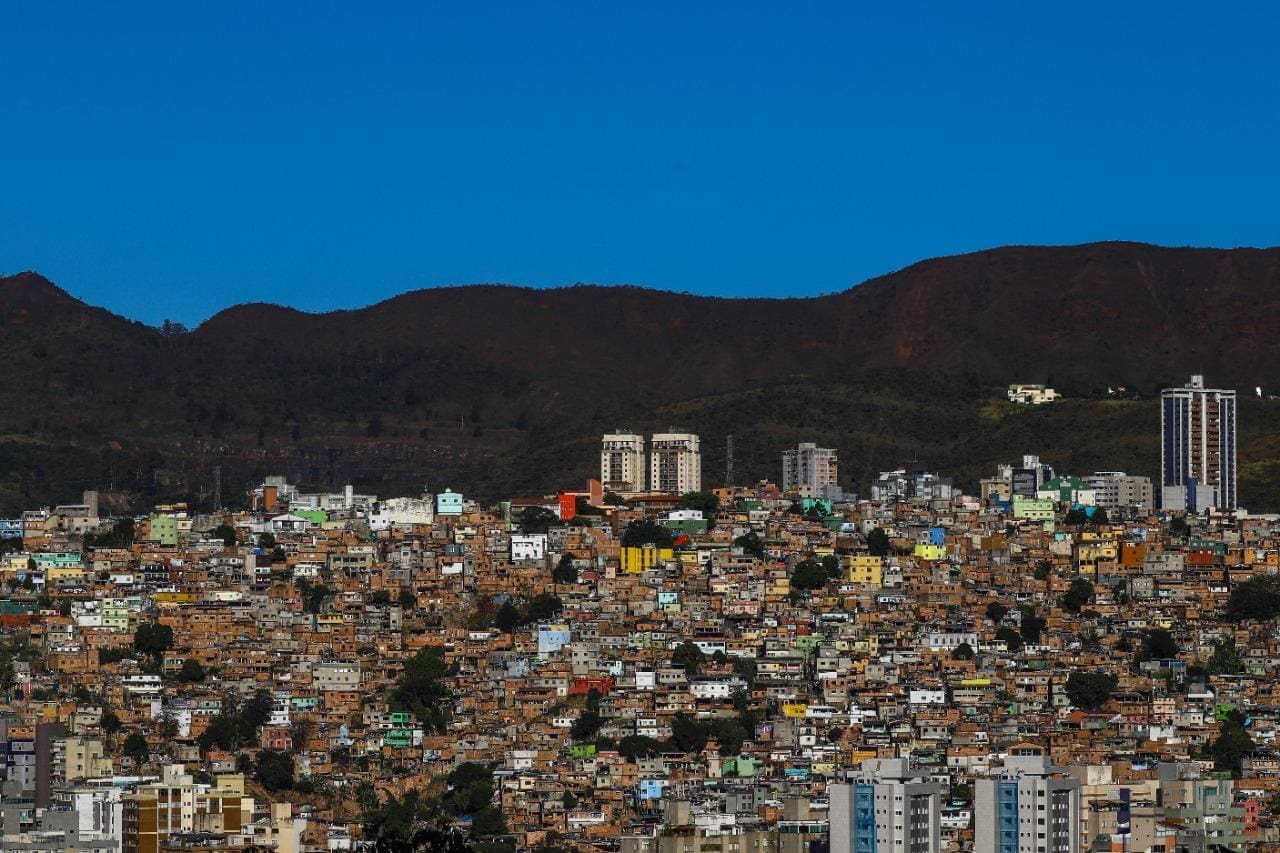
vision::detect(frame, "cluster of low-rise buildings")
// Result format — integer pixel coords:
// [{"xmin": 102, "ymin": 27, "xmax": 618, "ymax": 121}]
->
[{"xmin": 0, "ymin": 376, "xmax": 1267, "ymax": 853}]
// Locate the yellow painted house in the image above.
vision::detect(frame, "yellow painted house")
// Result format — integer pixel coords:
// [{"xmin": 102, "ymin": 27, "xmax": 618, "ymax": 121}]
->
[
  {"xmin": 913, "ymin": 544, "xmax": 946, "ymax": 561},
  {"xmin": 153, "ymin": 592, "xmax": 198, "ymax": 604},
  {"xmin": 1075, "ymin": 541, "xmax": 1119, "ymax": 576},
  {"xmin": 851, "ymin": 634, "xmax": 879, "ymax": 653},
  {"xmin": 45, "ymin": 565, "xmax": 88, "ymax": 584},
  {"xmin": 847, "ymin": 556, "xmax": 883, "ymax": 586},
  {"xmin": 621, "ymin": 546, "xmax": 674, "ymax": 575}
]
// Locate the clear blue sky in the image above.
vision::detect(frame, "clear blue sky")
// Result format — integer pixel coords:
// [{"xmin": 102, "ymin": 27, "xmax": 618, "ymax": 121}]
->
[{"xmin": 3, "ymin": 2, "xmax": 1279, "ymax": 325}]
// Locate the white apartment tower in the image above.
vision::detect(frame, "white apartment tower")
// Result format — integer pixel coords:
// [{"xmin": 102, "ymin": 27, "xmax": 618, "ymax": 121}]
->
[
  {"xmin": 1160, "ymin": 375, "xmax": 1237, "ymax": 511},
  {"xmin": 974, "ymin": 751, "xmax": 1081, "ymax": 853},
  {"xmin": 650, "ymin": 432, "xmax": 701, "ymax": 494},
  {"xmin": 782, "ymin": 442, "xmax": 839, "ymax": 498},
  {"xmin": 601, "ymin": 432, "xmax": 646, "ymax": 492},
  {"xmin": 829, "ymin": 758, "xmax": 943, "ymax": 853}
]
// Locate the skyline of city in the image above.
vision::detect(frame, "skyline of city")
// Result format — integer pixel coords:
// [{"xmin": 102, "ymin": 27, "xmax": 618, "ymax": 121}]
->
[{"xmin": 2, "ymin": 4, "xmax": 1276, "ymax": 853}]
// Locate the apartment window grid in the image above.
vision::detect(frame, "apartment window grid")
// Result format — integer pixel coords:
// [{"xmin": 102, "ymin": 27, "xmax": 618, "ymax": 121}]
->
[
  {"xmin": 998, "ymin": 780, "xmax": 1019, "ymax": 853},
  {"xmin": 908, "ymin": 793, "xmax": 932, "ymax": 853},
  {"xmin": 607, "ymin": 453, "xmax": 625, "ymax": 483},
  {"xmin": 853, "ymin": 784, "xmax": 876, "ymax": 853},
  {"xmin": 1049, "ymin": 790, "xmax": 1072, "ymax": 852},
  {"xmin": 655, "ymin": 452, "xmax": 679, "ymax": 492}
]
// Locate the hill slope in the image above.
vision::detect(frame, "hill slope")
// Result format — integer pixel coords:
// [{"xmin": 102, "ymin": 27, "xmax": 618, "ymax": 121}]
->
[{"xmin": 1, "ymin": 241, "xmax": 1278, "ymax": 512}]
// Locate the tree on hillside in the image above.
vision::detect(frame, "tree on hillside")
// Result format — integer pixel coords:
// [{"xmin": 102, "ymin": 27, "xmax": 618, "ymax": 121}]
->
[
  {"xmin": 198, "ymin": 713, "xmax": 246, "ymax": 753},
  {"xmin": 618, "ymin": 735, "xmax": 663, "ymax": 760},
  {"xmin": 241, "ymin": 689, "xmax": 275, "ymax": 730},
  {"xmin": 1064, "ymin": 670, "xmax": 1117, "ymax": 710},
  {"xmin": 985, "ymin": 602, "xmax": 1009, "ymax": 624},
  {"xmin": 470, "ymin": 805, "xmax": 508, "ymax": 837},
  {"xmin": 86, "ymin": 517, "xmax": 134, "ymax": 549},
  {"xmin": 574, "ymin": 496, "xmax": 604, "ymax": 517},
  {"xmin": 123, "ymin": 732, "xmax": 149, "ymax": 767},
  {"xmin": 360, "ymin": 788, "xmax": 453, "ymax": 852},
  {"xmin": 1211, "ymin": 712, "xmax": 1254, "ymax": 777},
  {"xmin": 1140, "ymin": 628, "xmax": 1179, "ymax": 661},
  {"xmin": 670, "ymin": 712, "xmax": 707, "ymax": 754},
  {"xmin": 1064, "ymin": 508, "xmax": 1089, "ymax": 525},
  {"xmin": 732, "ymin": 656, "xmax": 757, "ymax": 687},
  {"xmin": 254, "ymin": 750, "xmax": 295, "ymax": 791},
  {"xmin": 1018, "ymin": 605, "xmax": 1046, "ymax": 644},
  {"xmin": 495, "ymin": 600, "xmax": 521, "ymax": 633},
  {"xmin": 570, "ymin": 689, "xmax": 603, "ymax": 741},
  {"xmin": 866, "ymin": 528, "xmax": 890, "ymax": 557},
  {"xmin": 1060, "ymin": 577, "xmax": 1095, "ymax": 613},
  {"xmin": 298, "ymin": 580, "xmax": 331, "ymax": 614},
  {"xmin": 524, "ymin": 593, "xmax": 563, "ymax": 623},
  {"xmin": 390, "ymin": 647, "xmax": 456, "ymax": 733},
  {"xmin": 622, "ymin": 519, "xmax": 674, "ymax": 548},
  {"xmin": 177, "ymin": 658, "xmax": 206, "ymax": 683},
  {"xmin": 996, "ymin": 626, "xmax": 1024, "ymax": 652},
  {"xmin": 790, "ymin": 560, "xmax": 829, "ymax": 592},
  {"xmin": 552, "ymin": 554, "xmax": 577, "ymax": 584},
  {"xmin": 443, "ymin": 764, "xmax": 491, "ymax": 814},
  {"xmin": 519, "ymin": 507, "xmax": 558, "ymax": 535},
  {"xmin": 100, "ymin": 709, "xmax": 121, "ymax": 734},
  {"xmin": 733, "ymin": 530, "xmax": 765, "ymax": 559},
  {"xmin": 133, "ymin": 622, "xmax": 174, "ymax": 662},
  {"xmin": 679, "ymin": 492, "xmax": 719, "ymax": 517},
  {"xmin": 705, "ymin": 716, "xmax": 748, "ymax": 755},
  {"xmin": 821, "ymin": 554, "xmax": 842, "ymax": 579},
  {"xmin": 212, "ymin": 523, "xmax": 237, "ymax": 547},
  {"xmin": 672, "ymin": 642, "xmax": 705, "ymax": 676},
  {"xmin": 363, "ymin": 822, "xmax": 471, "ymax": 853},
  {"xmin": 1225, "ymin": 574, "xmax": 1280, "ymax": 623},
  {"xmin": 1208, "ymin": 638, "xmax": 1244, "ymax": 675},
  {"xmin": 0, "ymin": 651, "xmax": 16, "ymax": 694}
]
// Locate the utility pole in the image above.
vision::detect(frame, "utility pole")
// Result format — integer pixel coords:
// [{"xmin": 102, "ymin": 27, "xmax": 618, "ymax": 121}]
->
[
  {"xmin": 213, "ymin": 466, "xmax": 222, "ymax": 511},
  {"xmin": 725, "ymin": 434, "xmax": 735, "ymax": 488}
]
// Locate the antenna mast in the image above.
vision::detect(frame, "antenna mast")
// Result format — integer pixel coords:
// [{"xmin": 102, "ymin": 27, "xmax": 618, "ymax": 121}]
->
[{"xmin": 725, "ymin": 434, "xmax": 735, "ymax": 487}]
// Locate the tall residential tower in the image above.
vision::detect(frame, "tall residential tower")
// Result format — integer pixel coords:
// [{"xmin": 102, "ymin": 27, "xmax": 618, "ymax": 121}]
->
[
  {"xmin": 601, "ymin": 432, "xmax": 646, "ymax": 493},
  {"xmin": 974, "ymin": 751, "xmax": 1081, "ymax": 853},
  {"xmin": 1160, "ymin": 375, "xmax": 1236, "ymax": 511},
  {"xmin": 782, "ymin": 442, "xmax": 839, "ymax": 498},
  {"xmin": 650, "ymin": 432, "xmax": 701, "ymax": 494},
  {"xmin": 829, "ymin": 758, "xmax": 942, "ymax": 853}
]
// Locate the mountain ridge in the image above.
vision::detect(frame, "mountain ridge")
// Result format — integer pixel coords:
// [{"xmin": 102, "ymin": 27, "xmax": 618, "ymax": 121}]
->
[
  {"xmin": 2, "ymin": 241, "xmax": 1280, "ymax": 513},
  {"xmin": 11, "ymin": 238, "xmax": 1280, "ymax": 334}
]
